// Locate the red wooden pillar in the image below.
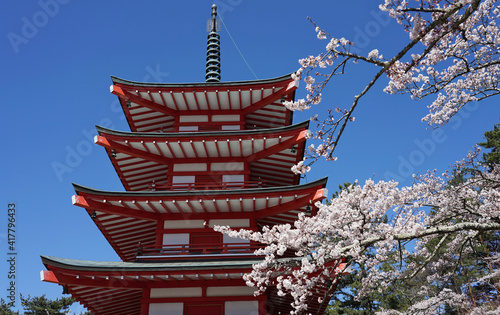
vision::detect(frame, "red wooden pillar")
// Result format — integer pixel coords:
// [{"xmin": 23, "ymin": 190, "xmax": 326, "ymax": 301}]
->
[
  {"xmin": 155, "ymin": 220, "xmax": 163, "ymax": 247},
  {"xmin": 258, "ymin": 297, "xmax": 267, "ymax": 315},
  {"xmin": 141, "ymin": 288, "xmax": 150, "ymax": 315}
]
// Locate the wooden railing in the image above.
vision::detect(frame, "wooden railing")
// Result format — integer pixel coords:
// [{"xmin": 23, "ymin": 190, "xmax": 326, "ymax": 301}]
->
[
  {"xmin": 136, "ymin": 242, "xmax": 263, "ymax": 259},
  {"xmin": 149, "ymin": 180, "xmax": 267, "ymax": 191}
]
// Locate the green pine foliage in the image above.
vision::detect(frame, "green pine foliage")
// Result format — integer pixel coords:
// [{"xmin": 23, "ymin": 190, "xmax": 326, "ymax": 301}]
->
[
  {"xmin": 479, "ymin": 118, "xmax": 500, "ymax": 169},
  {"xmin": 0, "ymin": 295, "xmax": 92, "ymax": 315},
  {"xmin": 325, "ymin": 120, "xmax": 500, "ymax": 314},
  {"xmin": 20, "ymin": 295, "xmax": 74, "ymax": 315},
  {"xmin": 325, "ymin": 233, "xmax": 413, "ymax": 314},
  {"xmin": 326, "ymin": 184, "xmax": 412, "ymax": 314},
  {"xmin": 0, "ymin": 299, "xmax": 19, "ymax": 315}
]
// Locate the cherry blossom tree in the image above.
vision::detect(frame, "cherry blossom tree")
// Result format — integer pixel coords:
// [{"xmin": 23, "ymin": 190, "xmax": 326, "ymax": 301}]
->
[
  {"xmin": 216, "ymin": 150, "xmax": 500, "ymax": 314},
  {"xmin": 287, "ymin": 0, "xmax": 500, "ymax": 164},
  {"xmin": 215, "ymin": 1, "xmax": 500, "ymax": 314}
]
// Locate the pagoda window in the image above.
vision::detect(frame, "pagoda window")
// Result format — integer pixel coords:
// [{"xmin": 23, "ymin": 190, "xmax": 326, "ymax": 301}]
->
[
  {"xmin": 162, "ymin": 233, "xmax": 189, "ymax": 247},
  {"xmin": 206, "ymin": 287, "xmax": 256, "ymax": 297},
  {"xmin": 222, "ymin": 175, "xmax": 244, "ymax": 187},
  {"xmin": 211, "ymin": 162, "xmax": 244, "ymax": 172},
  {"xmin": 208, "ymin": 219, "xmax": 250, "ymax": 228},
  {"xmin": 179, "ymin": 115, "xmax": 208, "ymax": 123},
  {"xmin": 224, "ymin": 301, "xmax": 259, "ymax": 315},
  {"xmin": 212, "ymin": 115, "xmax": 242, "ymax": 131},
  {"xmin": 221, "ymin": 234, "xmax": 250, "ymax": 252},
  {"xmin": 212, "ymin": 114, "xmax": 240, "ymax": 122},
  {"xmin": 178, "ymin": 126, "xmax": 199, "ymax": 132},
  {"xmin": 184, "ymin": 303, "xmax": 223, "ymax": 315},
  {"xmin": 149, "ymin": 303, "xmax": 183, "ymax": 315},
  {"xmin": 164, "ymin": 220, "xmax": 205, "ymax": 229},
  {"xmin": 173, "ymin": 163, "xmax": 207, "ymax": 172},
  {"xmin": 221, "ymin": 125, "xmax": 240, "ymax": 130},
  {"xmin": 151, "ymin": 288, "xmax": 202, "ymax": 298},
  {"xmin": 171, "ymin": 176, "xmax": 196, "ymax": 189},
  {"xmin": 172, "ymin": 175, "xmax": 196, "ymax": 183}
]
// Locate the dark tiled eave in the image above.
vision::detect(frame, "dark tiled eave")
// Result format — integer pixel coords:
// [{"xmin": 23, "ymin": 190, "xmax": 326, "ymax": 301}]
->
[
  {"xmin": 111, "ymin": 73, "xmax": 294, "ymax": 88},
  {"xmin": 73, "ymin": 177, "xmax": 328, "ymax": 198},
  {"xmin": 96, "ymin": 120, "xmax": 309, "ymax": 139},
  {"xmin": 41, "ymin": 255, "xmax": 268, "ymax": 272}
]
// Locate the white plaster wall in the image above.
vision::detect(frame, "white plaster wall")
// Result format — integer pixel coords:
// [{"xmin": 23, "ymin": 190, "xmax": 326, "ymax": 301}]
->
[
  {"xmin": 178, "ymin": 126, "xmax": 199, "ymax": 131},
  {"xmin": 148, "ymin": 303, "xmax": 183, "ymax": 315},
  {"xmin": 222, "ymin": 234, "xmax": 250, "ymax": 244},
  {"xmin": 179, "ymin": 115, "xmax": 208, "ymax": 122},
  {"xmin": 211, "ymin": 162, "xmax": 244, "ymax": 171},
  {"xmin": 225, "ymin": 301, "xmax": 259, "ymax": 315},
  {"xmin": 150, "ymin": 287, "xmax": 202, "ymax": 298},
  {"xmin": 173, "ymin": 163, "xmax": 207, "ymax": 172},
  {"xmin": 209, "ymin": 219, "xmax": 250, "ymax": 228},
  {"xmin": 212, "ymin": 114, "xmax": 240, "ymax": 122},
  {"xmin": 162, "ymin": 233, "xmax": 189, "ymax": 246},
  {"xmin": 207, "ymin": 286, "xmax": 256, "ymax": 297},
  {"xmin": 171, "ymin": 176, "xmax": 195, "ymax": 183},
  {"xmin": 222, "ymin": 174, "xmax": 245, "ymax": 182},
  {"xmin": 221, "ymin": 125, "xmax": 241, "ymax": 130},
  {"xmin": 164, "ymin": 220, "xmax": 205, "ymax": 229}
]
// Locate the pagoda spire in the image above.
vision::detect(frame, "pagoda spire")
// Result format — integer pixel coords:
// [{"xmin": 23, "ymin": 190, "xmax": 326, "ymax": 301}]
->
[{"xmin": 205, "ymin": 4, "xmax": 221, "ymax": 82}]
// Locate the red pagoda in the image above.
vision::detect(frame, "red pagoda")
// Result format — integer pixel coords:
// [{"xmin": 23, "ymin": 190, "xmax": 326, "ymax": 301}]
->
[{"xmin": 41, "ymin": 5, "xmax": 335, "ymax": 314}]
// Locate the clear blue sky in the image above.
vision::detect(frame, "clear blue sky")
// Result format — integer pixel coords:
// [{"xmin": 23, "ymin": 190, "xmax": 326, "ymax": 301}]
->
[{"xmin": 1, "ymin": 0, "xmax": 497, "ymax": 312}]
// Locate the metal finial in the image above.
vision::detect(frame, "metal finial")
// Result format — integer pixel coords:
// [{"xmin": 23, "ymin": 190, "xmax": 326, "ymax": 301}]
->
[
  {"xmin": 205, "ymin": 4, "xmax": 221, "ymax": 82},
  {"xmin": 211, "ymin": 4, "xmax": 218, "ymax": 32}
]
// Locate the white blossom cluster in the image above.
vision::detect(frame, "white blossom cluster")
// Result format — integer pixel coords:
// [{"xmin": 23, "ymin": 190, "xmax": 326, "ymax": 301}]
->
[
  {"xmin": 215, "ymin": 149, "xmax": 500, "ymax": 314},
  {"xmin": 381, "ymin": 0, "xmax": 500, "ymax": 126},
  {"xmin": 287, "ymin": 0, "xmax": 500, "ymax": 171}
]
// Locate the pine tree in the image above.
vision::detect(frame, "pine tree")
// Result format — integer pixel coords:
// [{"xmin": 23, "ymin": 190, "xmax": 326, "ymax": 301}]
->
[
  {"xmin": 20, "ymin": 295, "xmax": 74, "ymax": 315},
  {"xmin": 0, "ymin": 299, "xmax": 19, "ymax": 315},
  {"xmin": 479, "ymin": 118, "xmax": 500, "ymax": 170},
  {"xmin": 325, "ymin": 120, "xmax": 500, "ymax": 314}
]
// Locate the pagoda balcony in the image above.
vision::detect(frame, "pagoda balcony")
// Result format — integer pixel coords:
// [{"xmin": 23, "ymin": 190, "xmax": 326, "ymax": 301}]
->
[
  {"xmin": 135, "ymin": 242, "xmax": 264, "ymax": 261},
  {"xmin": 149, "ymin": 180, "xmax": 268, "ymax": 191}
]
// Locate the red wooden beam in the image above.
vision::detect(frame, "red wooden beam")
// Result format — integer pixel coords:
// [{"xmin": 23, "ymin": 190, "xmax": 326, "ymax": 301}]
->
[
  {"xmin": 95, "ymin": 135, "xmax": 169, "ymax": 166},
  {"xmin": 111, "ymin": 85, "xmax": 178, "ymax": 117},
  {"xmin": 247, "ymin": 129, "xmax": 308, "ymax": 163},
  {"xmin": 254, "ymin": 188, "xmax": 326, "ymax": 219},
  {"xmin": 40, "ymin": 270, "xmax": 59, "ymax": 284},
  {"xmin": 72, "ymin": 195, "xmax": 159, "ymax": 221},
  {"xmin": 242, "ymin": 80, "xmax": 298, "ymax": 115}
]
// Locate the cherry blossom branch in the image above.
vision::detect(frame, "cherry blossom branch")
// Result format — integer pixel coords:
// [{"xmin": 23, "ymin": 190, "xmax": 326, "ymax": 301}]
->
[
  {"xmin": 338, "ymin": 222, "xmax": 500, "ymax": 255},
  {"xmin": 216, "ymin": 149, "xmax": 500, "ymax": 313},
  {"xmin": 287, "ymin": 0, "xmax": 498, "ymax": 171},
  {"xmin": 407, "ymin": 234, "xmax": 449, "ymax": 280},
  {"xmin": 406, "ymin": 0, "xmax": 481, "ymax": 70}
]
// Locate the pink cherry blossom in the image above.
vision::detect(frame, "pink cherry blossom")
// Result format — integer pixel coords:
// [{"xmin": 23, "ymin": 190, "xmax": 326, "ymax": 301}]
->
[
  {"xmin": 217, "ymin": 1, "xmax": 500, "ymax": 313},
  {"xmin": 288, "ymin": 0, "xmax": 500, "ymax": 166},
  {"xmin": 216, "ymin": 149, "xmax": 500, "ymax": 314}
]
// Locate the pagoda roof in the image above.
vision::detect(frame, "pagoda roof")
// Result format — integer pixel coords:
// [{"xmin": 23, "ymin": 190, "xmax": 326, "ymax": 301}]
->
[
  {"xmin": 111, "ymin": 73, "xmax": 296, "ymax": 89},
  {"xmin": 42, "ymin": 255, "xmax": 259, "ymax": 272},
  {"xmin": 41, "ymin": 254, "xmax": 339, "ymax": 315},
  {"xmin": 72, "ymin": 178, "xmax": 328, "ymax": 261},
  {"xmin": 41, "ymin": 255, "xmax": 257, "ymax": 315},
  {"xmin": 110, "ymin": 73, "xmax": 298, "ymax": 132},
  {"xmin": 95, "ymin": 121, "xmax": 309, "ymax": 191}
]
